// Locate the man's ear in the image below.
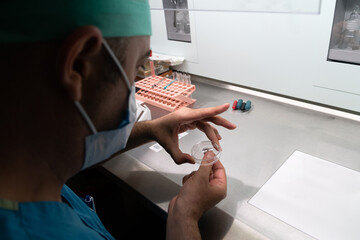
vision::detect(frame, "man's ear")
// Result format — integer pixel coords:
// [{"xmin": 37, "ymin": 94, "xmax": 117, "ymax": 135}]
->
[{"xmin": 57, "ymin": 26, "xmax": 103, "ymax": 101}]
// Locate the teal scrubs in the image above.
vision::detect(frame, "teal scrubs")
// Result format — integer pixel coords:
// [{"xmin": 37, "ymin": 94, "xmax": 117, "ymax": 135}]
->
[{"xmin": 0, "ymin": 185, "xmax": 115, "ymax": 240}]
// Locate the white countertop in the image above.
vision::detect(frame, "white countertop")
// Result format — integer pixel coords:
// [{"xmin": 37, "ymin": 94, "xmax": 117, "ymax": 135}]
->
[{"xmin": 103, "ymin": 77, "xmax": 360, "ymax": 239}]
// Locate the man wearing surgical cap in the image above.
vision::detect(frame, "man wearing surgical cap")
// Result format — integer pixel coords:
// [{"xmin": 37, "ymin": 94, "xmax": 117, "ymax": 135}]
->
[{"xmin": 0, "ymin": 0, "xmax": 236, "ymax": 239}]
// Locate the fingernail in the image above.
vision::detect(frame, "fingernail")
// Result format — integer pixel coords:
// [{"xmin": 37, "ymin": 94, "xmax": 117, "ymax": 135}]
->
[{"xmin": 213, "ymin": 142, "xmax": 222, "ymax": 152}]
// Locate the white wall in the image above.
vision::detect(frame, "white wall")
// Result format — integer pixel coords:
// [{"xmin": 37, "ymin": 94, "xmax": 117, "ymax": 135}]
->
[{"xmin": 150, "ymin": 0, "xmax": 360, "ymax": 113}]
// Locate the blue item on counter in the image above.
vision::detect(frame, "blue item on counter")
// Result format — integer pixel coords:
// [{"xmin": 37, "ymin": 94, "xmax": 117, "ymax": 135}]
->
[
  {"xmin": 236, "ymin": 99, "xmax": 243, "ymax": 110},
  {"xmin": 245, "ymin": 100, "xmax": 252, "ymax": 111}
]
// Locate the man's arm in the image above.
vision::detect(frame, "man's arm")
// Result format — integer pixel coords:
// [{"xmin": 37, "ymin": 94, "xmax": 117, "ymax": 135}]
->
[
  {"xmin": 167, "ymin": 156, "xmax": 227, "ymax": 239},
  {"xmin": 167, "ymin": 210, "xmax": 201, "ymax": 240},
  {"xmin": 122, "ymin": 120, "xmax": 155, "ymax": 151}
]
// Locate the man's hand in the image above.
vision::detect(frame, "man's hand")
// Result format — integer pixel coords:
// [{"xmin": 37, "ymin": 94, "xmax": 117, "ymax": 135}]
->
[
  {"xmin": 149, "ymin": 104, "xmax": 236, "ymax": 164},
  {"xmin": 167, "ymin": 153, "xmax": 227, "ymax": 239}
]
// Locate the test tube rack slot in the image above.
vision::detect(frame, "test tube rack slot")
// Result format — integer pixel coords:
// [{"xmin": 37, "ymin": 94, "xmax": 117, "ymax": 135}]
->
[{"xmin": 135, "ymin": 76, "xmax": 196, "ymax": 112}]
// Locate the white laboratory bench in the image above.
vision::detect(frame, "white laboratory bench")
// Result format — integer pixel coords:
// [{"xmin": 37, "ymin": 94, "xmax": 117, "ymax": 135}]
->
[{"xmin": 102, "ymin": 76, "xmax": 360, "ymax": 240}]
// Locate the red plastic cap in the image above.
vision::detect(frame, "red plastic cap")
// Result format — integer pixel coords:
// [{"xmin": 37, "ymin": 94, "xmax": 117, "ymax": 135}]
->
[
  {"xmin": 232, "ymin": 100, "xmax": 238, "ymax": 110},
  {"xmin": 150, "ymin": 50, "xmax": 152, "ymax": 57}
]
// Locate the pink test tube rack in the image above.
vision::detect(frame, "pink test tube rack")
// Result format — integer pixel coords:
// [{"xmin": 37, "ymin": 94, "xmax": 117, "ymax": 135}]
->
[{"xmin": 135, "ymin": 75, "xmax": 196, "ymax": 112}]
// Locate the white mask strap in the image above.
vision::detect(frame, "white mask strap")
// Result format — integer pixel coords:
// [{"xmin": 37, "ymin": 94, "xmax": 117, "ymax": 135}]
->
[
  {"xmin": 102, "ymin": 39, "xmax": 132, "ymax": 90},
  {"xmin": 74, "ymin": 101, "xmax": 98, "ymax": 134},
  {"xmin": 75, "ymin": 39, "xmax": 132, "ymax": 135}
]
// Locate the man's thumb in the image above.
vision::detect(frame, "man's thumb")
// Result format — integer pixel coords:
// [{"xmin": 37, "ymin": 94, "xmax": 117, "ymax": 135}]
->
[{"xmin": 197, "ymin": 151, "xmax": 216, "ymax": 176}]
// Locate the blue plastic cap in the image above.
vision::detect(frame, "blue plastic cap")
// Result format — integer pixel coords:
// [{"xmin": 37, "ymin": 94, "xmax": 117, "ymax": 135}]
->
[
  {"xmin": 236, "ymin": 99, "xmax": 243, "ymax": 110},
  {"xmin": 245, "ymin": 100, "xmax": 252, "ymax": 111}
]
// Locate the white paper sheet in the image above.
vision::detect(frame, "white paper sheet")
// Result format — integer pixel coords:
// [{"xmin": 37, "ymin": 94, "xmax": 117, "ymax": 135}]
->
[{"xmin": 249, "ymin": 151, "xmax": 360, "ymax": 240}]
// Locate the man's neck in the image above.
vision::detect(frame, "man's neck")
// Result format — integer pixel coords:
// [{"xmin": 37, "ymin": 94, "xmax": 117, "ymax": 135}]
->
[{"xmin": 0, "ymin": 162, "xmax": 64, "ymax": 202}]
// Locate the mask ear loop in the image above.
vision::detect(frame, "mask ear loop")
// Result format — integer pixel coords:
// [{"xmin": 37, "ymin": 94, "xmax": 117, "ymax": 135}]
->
[
  {"xmin": 102, "ymin": 39, "xmax": 132, "ymax": 91},
  {"xmin": 74, "ymin": 101, "xmax": 98, "ymax": 134},
  {"xmin": 74, "ymin": 39, "xmax": 131, "ymax": 135}
]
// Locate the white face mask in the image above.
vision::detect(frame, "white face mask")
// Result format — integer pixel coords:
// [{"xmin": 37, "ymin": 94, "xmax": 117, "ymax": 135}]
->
[{"xmin": 74, "ymin": 39, "xmax": 136, "ymax": 170}]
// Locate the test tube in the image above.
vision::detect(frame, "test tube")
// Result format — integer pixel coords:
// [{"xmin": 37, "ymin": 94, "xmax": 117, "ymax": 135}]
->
[
  {"xmin": 178, "ymin": 72, "xmax": 183, "ymax": 83},
  {"xmin": 174, "ymin": 72, "xmax": 178, "ymax": 82},
  {"xmin": 185, "ymin": 75, "xmax": 190, "ymax": 85}
]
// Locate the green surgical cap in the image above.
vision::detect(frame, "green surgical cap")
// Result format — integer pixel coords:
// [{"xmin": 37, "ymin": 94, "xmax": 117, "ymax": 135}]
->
[{"xmin": 0, "ymin": 0, "xmax": 152, "ymax": 44}]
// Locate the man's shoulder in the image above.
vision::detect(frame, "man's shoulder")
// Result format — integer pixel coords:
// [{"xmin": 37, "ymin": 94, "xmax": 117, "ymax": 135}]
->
[
  {"xmin": 0, "ymin": 205, "xmax": 29, "ymax": 239},
  {"xmin": 0, "ymin": 194, "xmax": 91, "ymax": 240},
  {"xmin": 0, "ymin": 200, "xmax": 106, "ymax": 240}
]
